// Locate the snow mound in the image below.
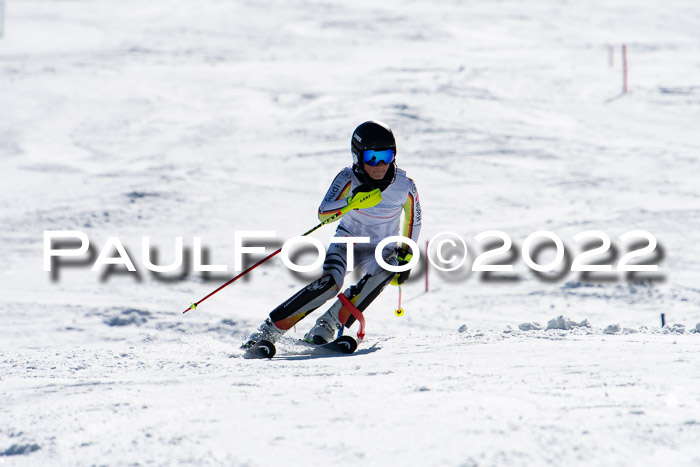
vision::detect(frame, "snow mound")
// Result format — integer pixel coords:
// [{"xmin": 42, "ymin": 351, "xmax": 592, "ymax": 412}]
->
[
  {"xmin": 603, "ymin": 324, "xmax": 621, "ymax": 335},
  {"xmin": 663, "ymin": 324, "xmax": 685, "ymax": 334},
  {"xmin": 518, "ymin": 322, "xmax": 542, "ymax": 331},
  {"xmin": 545, "ymin": 316, "xmax": 591, "ymax": 331}
]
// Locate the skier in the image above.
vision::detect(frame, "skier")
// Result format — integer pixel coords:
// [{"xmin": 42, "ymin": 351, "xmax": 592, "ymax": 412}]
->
[{"xmin": 242, "ymin": 120, "xmax": 422, "ymax": 349}]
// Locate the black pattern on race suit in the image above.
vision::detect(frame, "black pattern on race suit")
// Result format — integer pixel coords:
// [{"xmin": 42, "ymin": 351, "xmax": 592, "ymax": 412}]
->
[{"xmin": 267, "ymin": 166, "xmax": 420, "ymax": 331}]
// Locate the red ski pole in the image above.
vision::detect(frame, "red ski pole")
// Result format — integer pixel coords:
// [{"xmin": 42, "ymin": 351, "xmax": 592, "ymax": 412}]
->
[
  {"xmin": 182, "ymin": 189, "xmax": 382, "ymax": 314},
  {"xmin": 183, "ymin": 248, "xmax": 283, "ymax": 314},
  {"xmin": 395, "ymin": 285, "xmax": 404, "ymax": 316}
]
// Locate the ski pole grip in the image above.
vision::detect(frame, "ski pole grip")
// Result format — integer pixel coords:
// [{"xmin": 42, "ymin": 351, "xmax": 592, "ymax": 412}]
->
[{"xmin": 346, "ymin": 188, "xmax": 382, "ymax": 211}]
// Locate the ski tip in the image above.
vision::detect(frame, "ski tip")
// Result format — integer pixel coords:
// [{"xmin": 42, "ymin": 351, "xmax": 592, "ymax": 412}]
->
[
  {"xmin": 331, "ymin": 335, "xmax": 358, "ymax": 354},
  {"xmin": 243, "ymin": 340, "xmax": 276, "ymax": 359}
]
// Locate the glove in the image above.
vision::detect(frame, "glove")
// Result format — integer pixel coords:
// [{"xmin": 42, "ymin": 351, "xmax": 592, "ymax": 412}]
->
[
  {"xmin": 391, "ymin": 246, "xmax": 413, "ymax": 286},
  {"xmin": 346, "ymin": 184, "xmax": 382, "ymax": 211},
  {"xmin": 352, "ymin": 183, "xmax": 374, "ymax": 196}
]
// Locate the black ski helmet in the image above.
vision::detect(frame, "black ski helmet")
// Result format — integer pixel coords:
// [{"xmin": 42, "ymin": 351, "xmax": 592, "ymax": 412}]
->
[{"xmin": 351, "ymin": 121, "xmax": 396, "ymax": 171}]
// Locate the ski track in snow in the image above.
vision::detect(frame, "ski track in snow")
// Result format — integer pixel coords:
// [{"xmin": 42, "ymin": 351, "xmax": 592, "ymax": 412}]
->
[
  {"xmin": 2, "ymin": 0, "xmax": 700, "ymax": 465},
  {"xmin": 2, "ymin": 325, "xmax": 700, "ymax": 465}
]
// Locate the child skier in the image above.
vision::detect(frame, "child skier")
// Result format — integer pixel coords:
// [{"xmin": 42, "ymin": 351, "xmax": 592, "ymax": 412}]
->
[{"xmin": 242, "ymin": 120, "xmax": 422, "ymax": 348}]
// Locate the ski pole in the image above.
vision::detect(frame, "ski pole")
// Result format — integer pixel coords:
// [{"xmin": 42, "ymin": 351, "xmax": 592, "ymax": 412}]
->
[
  {"xmin": 183, "ymin": 189, "xmax": 382, "ymax": 314},
  {"xmin": 395, "ymin": 285, "xmax": 404, "ymax": 316}
]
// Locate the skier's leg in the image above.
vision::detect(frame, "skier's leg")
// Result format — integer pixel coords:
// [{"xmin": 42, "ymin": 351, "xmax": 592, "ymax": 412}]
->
[
  {"xmin": 304, "ymin": 245, "xmax": 398, "ymax": 344},
  {"xmin": 242, "ymin": 243, "xmax": 347, "ymax": 348},
  {"xmin": 242, "ymin": 275, "xmax": 339, "ymax": 348}
]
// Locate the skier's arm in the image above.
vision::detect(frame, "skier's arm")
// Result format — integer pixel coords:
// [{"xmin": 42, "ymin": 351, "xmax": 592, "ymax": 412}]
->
[
  {"xmin": 318, "ymin": 170, "xmax": 353, "ymax": 222},
  {"xmin": 401, "ymin": 179, "xmax": 422, "ymax": 247},
  {"xmin": 319, "ymin": 186, "xmax": 381, "ymax": 223}
]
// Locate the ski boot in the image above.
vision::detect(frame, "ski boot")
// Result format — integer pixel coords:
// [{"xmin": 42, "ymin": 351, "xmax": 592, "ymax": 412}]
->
[
  {"xmin": 241, "ymin": 318, "xmax": 284, "ymax": 349},
  {"xmin": 303, "ymin": 309, "xmax": 342, "ymax": 345}
]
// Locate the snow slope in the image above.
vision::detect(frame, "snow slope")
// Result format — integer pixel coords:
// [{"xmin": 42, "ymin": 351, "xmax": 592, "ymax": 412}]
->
[{"xmin": 1, "ymin": 0, "xmax": 699, "ymax": 465}]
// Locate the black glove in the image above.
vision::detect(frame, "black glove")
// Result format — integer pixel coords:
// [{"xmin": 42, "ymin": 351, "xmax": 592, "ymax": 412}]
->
[
  {"xmin": 351, "ymin": 183, "xmax": 374, "ymax": 197},
  {"xmin": 392, "ymin": 247, "xmax": 413, "ymax": 285}
]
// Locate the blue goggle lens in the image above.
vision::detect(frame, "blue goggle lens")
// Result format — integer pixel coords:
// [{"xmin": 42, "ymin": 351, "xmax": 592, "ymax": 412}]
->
[{"xmin": 362, "ymin": 148, "xmax": 395, "ymax": 166}]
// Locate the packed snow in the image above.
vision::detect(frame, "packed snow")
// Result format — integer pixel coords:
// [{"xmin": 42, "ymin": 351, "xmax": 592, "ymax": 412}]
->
[{"xmin": 1, "ymin": 0, "xmax": 699, "ymax": 465}]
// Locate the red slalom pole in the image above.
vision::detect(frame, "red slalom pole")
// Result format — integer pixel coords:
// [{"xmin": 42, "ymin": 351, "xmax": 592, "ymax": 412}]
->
[
  {"xmin": 425, "ymin": 239, "xmax": 430, "ymax": 292},
  {"xmin": 622, "ymin": 44, "xmax": 628, "ymax": 94}
]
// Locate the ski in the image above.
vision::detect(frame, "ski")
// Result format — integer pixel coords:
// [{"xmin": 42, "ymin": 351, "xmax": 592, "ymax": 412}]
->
[
  {"xmin": 244, "ymin": 335, "xmax": 359, "ymax": 359},
  {"xmin": 243, "ymin": 339, "xmax": 276, "ymax": 359},
  {"xmin": 317, "ymin": 335, "xmax": 358, "ymax": 354},
  {"xmin": 297, "ymin": 335, "xmax": 358, "ymax": 354},
  {"xmin": 243, "ymin": 336, "xmax": 358, "ymax": 359}
]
